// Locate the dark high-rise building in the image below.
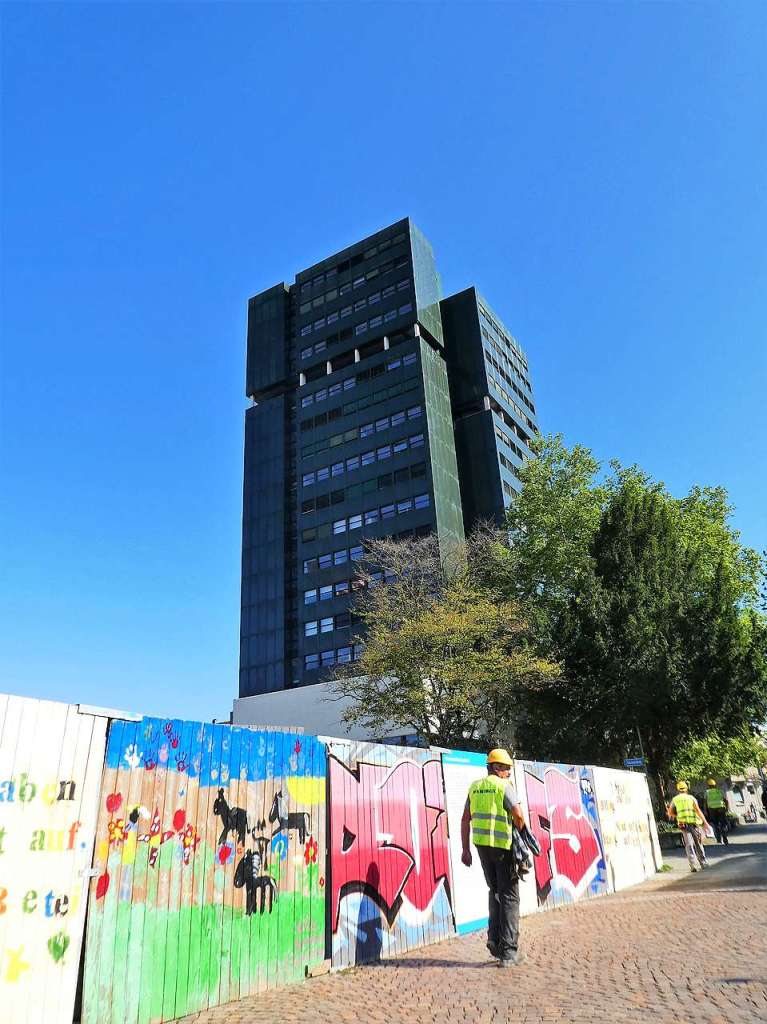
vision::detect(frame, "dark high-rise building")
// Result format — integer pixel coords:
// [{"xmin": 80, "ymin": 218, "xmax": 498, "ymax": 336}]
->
[
  {"xmin": 240, "ymin": 219, "xmax": 465, "ymax": 698},
  {"xmin": 441, "ymin": 288, "xmax": 538, "ymax": 529},
  {"xmin": 239, "ymin": 219, "xmax": 540, "ymax": 700}
]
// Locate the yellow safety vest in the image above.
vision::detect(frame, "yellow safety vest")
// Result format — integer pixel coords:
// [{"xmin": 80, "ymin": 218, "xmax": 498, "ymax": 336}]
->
[
  {"xmin": 705, "ymin": 787, "xmax": 725, "ymax": 810},
  {"xmin": 468, "ymin": 776, "xmax": 513, "ymax": 850},
  {"xmin": 672, "ymin": 793, "xmax": 699, "ymax": 825}
]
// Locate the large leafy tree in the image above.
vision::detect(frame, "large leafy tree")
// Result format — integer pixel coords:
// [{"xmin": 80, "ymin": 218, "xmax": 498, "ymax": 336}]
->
[
  {"xmin": 327, "ymin": 532, "xmax": 559, "ymax": 748},
  {"xmin": 510, "ymin": 450, "xmax": 767, "ymax": 794}
]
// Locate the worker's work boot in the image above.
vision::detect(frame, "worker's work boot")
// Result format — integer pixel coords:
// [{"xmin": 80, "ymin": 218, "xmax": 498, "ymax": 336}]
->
[
  {"xmin": 486, "ymin": 941, "xmax": 499, "ymax": 959},
  {"xmin": 499, "ymin": 952, "xmax": 526, "ymax": 967}
]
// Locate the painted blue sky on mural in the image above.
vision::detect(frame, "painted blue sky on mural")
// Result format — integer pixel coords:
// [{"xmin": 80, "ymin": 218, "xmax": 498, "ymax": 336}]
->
[{"xmin": 105, "ymin": 717, "xmax": 325, "ymax": 784}]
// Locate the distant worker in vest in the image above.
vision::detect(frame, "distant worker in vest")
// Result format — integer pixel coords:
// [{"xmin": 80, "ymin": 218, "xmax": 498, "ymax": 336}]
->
[
  {"xmin": 704, "ymin": 778, "xmax": 729, "ymax": 845},
  {"xmin": 461, "ymin": 748, "xmax": 527, "ymax": 967},
  {"xmin": 668, "ymin": 781, "xmax": 710, "ymax": 872}
]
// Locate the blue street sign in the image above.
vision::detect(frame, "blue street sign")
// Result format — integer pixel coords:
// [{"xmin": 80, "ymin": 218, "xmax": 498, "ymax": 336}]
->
[{"xmin": 624, "ymin": 757, "xmax": 645, "ymax": 767}]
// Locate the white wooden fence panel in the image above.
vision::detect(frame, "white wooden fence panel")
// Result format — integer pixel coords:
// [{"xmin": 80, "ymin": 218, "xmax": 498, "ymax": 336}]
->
[{"xmin": 0, "ymin": 694, "xmax": 108, "ymax": 1024}]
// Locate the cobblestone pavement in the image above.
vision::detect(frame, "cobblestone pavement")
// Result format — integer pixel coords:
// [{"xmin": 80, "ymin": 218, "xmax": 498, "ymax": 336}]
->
[{"xmin": 180, "ymin": 825, "xmax": 767, "ymax": 1024}]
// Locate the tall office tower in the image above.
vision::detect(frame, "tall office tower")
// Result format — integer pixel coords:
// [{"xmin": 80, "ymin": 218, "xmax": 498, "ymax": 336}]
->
[
  {"xmin": 441, "ymin": 288, "xmax": 538, "ymax": 529},
  {"xmin": 240, "ymin": 219, "xmax": 465, "ymax": 698}
]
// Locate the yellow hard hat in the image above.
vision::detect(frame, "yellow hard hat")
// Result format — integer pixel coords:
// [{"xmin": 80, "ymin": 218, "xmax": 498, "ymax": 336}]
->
[
  {"xmin": 487, "ymin": 748, "xmax": 514, "ymax": 767},
  {"xmin": 707, "ymin": 778, "xmax": 717, "ymax": 787},
  {"xmin": 676, "ymin": 780, "xmax": 688, "ymax": 792}
]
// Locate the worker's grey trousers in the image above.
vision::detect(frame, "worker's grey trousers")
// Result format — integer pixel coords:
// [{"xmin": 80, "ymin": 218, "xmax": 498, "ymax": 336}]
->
[
  {"xmin": 476, "ymin": 845, "xmax": 520, "ymax": 960},
  {"xmin": 680, "ymin": 824, "xmax": 707, "ymax": 869}
]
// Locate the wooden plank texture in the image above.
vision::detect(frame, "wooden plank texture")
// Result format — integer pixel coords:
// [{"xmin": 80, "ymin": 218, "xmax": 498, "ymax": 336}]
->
[
  {"xmin": 80, "ymin": 716, "xmax": 328, "ymax": 1022},
  {"xmin": 0, "ymin": 694, "xmax": 107, "ymax": 1024}
]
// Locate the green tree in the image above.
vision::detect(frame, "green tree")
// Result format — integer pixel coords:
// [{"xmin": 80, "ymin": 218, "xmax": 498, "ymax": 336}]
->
[
  {"xmin": 327, "ymin": 532, "xmax": 560, "ymax": 748},
  {"xmin": 514, "ymin": 470, "xmax": 767, "ymax": 796},
  {"xmin": 670, "ymin": 731, "xmax": 767, "ymax": 781}
]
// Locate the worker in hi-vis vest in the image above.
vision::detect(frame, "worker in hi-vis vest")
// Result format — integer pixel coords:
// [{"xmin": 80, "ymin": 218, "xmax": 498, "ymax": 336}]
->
[
  {"xmin": 704, "ymin": 778, "xmax": 729, "ymax": 845},
  {"xmin": 460, "ymin": 748, "xmax": 528, "ymax": 967},
  {"xmin": 669, "ymin": 781, "xmax": 709, "ymax": 872}
]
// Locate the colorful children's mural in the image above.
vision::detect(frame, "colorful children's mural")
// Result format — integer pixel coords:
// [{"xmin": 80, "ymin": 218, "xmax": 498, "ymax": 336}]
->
[
  {"xmin": 327, "ymin": 741, "xmax": 454, "ymax": 967},
  {"xmin": 0, "ymin": 695, "xmax": 108, "ymax": 1024},
  {"xmin": 514, "ymin": 761, "xmax": 609, "ymax": 912},
  {"xmin": 81, "ymin": 717, "xmax": 327, "ymax": 1023}
]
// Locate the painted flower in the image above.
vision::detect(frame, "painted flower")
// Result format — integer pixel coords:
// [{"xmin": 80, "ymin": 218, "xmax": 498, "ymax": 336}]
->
[
  {"xmin": 107, "ymin": 818, "xmax": 129, "ymax": 845},
  {"xmin": 304, "ymin": 836, "xmax": 318, "ymax": 866}
]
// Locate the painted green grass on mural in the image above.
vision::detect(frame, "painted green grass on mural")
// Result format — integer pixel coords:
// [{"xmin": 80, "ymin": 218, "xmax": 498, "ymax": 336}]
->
[{"xmin": 110, "ymin": 895, "xmax": 325, "ymax": 1020}]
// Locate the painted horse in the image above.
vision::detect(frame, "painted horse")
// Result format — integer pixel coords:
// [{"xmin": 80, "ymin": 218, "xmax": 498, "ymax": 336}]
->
[
  {"xmin": 213, "ymin": 787, "xmax": 248, "ymax": 845},
  {"xmin": 268, "ymin": 789, "xmax": 310, "ymax": 844},
  {"xmin": 234, "ymin": 849, "xmax": 278, "ymax": 915}
]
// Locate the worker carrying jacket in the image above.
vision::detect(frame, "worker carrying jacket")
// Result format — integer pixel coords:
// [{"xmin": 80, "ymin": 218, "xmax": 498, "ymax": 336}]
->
[{"xmin": 460, "ymin": 748, "xmax": 530, "ymax": 968}]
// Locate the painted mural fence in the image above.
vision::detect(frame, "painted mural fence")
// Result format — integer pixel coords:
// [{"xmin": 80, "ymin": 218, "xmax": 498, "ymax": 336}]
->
[
  {"xmin": 1, "ymin": 690, "xmax": 662, "ymax": 1024},
  {"xmin": 327, "ymin": 740, "xmax": 454, "ymax": 967},
  {"xmin": 0, "ymin": 695, "xmax": 108, "ymax": 1024},
  {"xmin": 81, "ymin": 717, "xmax": 327, "ymax": 1024},
  {"xmin": 441, "ymin": 754, "xmax": 659, "ymax": 932}
]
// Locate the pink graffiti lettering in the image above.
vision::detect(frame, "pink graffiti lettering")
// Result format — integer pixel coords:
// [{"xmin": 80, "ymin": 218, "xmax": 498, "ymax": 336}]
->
[
  {"xmin": 329, "ymin": 755, "xmax": 450, "ymax": 931},
  {"xmin": 524, "ymin": 767, "xmax": 602, "ymax": 901}
]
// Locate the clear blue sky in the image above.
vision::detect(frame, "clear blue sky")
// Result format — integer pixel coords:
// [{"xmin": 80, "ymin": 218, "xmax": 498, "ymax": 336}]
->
[{"xmin": 2, "ymin": 3, "xmax": 765, "ymax": 722}]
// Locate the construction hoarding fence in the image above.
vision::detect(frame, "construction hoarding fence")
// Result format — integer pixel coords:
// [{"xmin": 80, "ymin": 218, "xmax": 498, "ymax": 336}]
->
[
  {"xmin": 0, "ymin": 692, "xmax": 662, "ymax": 1023},
  {"xmin": 81, "ymin": 717, "xmax": 327, "ymax": 1023},
  {"xmin": 0, "ymin": 696, "xmax": 109, "ymax": 1024},
  {"xmin": 326, "ymin": 740, "xmax": 454, "ymax": 967}
]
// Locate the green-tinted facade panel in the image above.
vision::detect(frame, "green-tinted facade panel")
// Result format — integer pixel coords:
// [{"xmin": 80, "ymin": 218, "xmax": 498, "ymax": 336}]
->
[{"xmin": 420, "ymin": 337, "xmax": 465, "ymax": 553}]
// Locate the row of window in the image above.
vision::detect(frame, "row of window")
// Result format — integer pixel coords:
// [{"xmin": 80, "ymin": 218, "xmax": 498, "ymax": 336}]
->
[
  {"xmin": 302, "ymin": 462, "xmax": 427, "ymax": 516},
  {"xmin": 484, "ymin": 347, "xmax": 536, "ymax": 416},
  {"xmin": 304, "ymin": 545, "xmax": 365, "ymax": 574},
  {"xmin": 300, "ymin": 302, "xmax": 413, "ymax": 341},
  {"xmin": 304, "ymin": 643, "xmax": 364, "ymax": 671},
  {"xmin": 302, "ymin": 431, "xmax": 425, "ymax": 488},
  {"xmin": 304, "ymin": 580, "xmax": 353, "ymax": 604},
  {"xmin": 489, "ymin": 373, "xmax": 536, "ymax": 432},
  {"xmin": 481, "ymin": 326, "xmax": 531, "ymax": 390},
  {"xmin": 300, "ymin": 382, "xmax": 420, "ymax": 456},
  {"xmin": 494, "ymin": 424, "xmax": 527, "ymax": 463},
  {"xmin": 299, "ymin": 233, "xmax": 408, "ymax": 293},
  {"xmin": 491, "ymin": 402, "xmax": 533, "ymax": 448},
  {"xmin": 301, "ymin": 352, "xmax": 417, "ymax": 407},
  {"xmin": 502, "ymin": 479, "xmax": 520, "ymax": 500},
  {"xmin": 301, "ymin": 492, "xmax": 431, "ymax": 544},
  {"xmin": 499, "ymin": 451, "xmax": 521, "ymax": 479},
  {"xmin": 300, "ymin": 403, "xmax": 422, "ymax": 459},
  {"xmin": 478, "ymin": 305, "xmax": 528, "ymax": 370},
  {"xmin": 300, "ymin": 277, "xmax": 410, "ymax": 337},
  {"xmin": 301, "ymin": 518, "xmax": 432, "ymax": 547},
  {"xmin": 305, "ymin": 611, "xmax": 353, "ymax": 636}
]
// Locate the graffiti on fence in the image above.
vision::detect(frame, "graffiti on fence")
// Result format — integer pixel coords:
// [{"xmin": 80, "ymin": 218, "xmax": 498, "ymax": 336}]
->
[
  {"xmin": 328, "ymin": 742, "xmax": 454, "ymax": 967},
  {"xmin": 521, "ymin": 762, "xmax": 608, "ymax": 907},
  {"xmin": 82, "ymin": 719, "xmax": 327, "ymax": 1024}
]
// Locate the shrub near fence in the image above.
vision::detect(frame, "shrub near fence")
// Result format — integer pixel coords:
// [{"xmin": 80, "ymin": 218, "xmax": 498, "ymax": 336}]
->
[{"xmin": 0, "ymin": 694, "xmax": 662, "ymax": 1024}]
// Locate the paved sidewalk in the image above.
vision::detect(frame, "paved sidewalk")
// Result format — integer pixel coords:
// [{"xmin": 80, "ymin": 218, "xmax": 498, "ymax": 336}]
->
[{"xmin": 181, "ymin": 825, "xmax": 767, "ymax": 1024}]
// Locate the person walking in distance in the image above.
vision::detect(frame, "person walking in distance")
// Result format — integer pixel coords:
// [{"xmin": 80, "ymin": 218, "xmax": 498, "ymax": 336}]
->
[
  {"xmin": 704, "ymin": 778, "xmax": 729, "ymax": 845},
  {"xmin": 461, "ymin": 748, "xmax": 527, "ymax": 968},
  {"xmin": 669, "ymin": 781, "xmax": 710, "ymax": 872}
]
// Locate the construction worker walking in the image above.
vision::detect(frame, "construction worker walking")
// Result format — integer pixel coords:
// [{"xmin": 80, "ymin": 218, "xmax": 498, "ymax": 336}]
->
[
  {"xmin": 704, "ymin": 778, "xmax": 729, "ymax": 845},
  {"xmin": 460, "ymin": 748, "xmax": 527, "ymax": 968},
  {"xmin": 669, "ymin": 781, "xmax": 710, "ymax": 872}
]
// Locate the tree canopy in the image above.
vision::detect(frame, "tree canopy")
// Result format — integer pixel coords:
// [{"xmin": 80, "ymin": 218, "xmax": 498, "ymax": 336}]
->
[{"xmin": 327, "ymin": 532, "xmax": 559, "ymax": 749}]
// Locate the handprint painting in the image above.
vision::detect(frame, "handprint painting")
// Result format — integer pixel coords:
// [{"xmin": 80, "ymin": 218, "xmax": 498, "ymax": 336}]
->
[{"xmin": 82, "ymin": 717, "xmax": 327, "ymax": 1022}]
